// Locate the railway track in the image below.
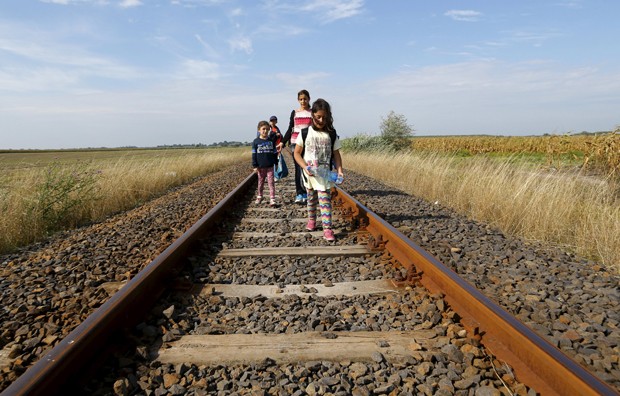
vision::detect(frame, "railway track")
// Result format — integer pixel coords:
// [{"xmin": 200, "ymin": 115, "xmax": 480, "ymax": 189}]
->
[{"xmin": 1, "ymin": 158, "xmax": 618, "ymax": 395}]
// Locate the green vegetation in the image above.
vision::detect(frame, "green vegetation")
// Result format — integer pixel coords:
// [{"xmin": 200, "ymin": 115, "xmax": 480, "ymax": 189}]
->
[
  {"xmin": 29, "ymin": 161, "xmax": 100, "ymax": 234},
  {"xmin": 379, "ymin": 111, "xmax": 414, "ymax": 151}
]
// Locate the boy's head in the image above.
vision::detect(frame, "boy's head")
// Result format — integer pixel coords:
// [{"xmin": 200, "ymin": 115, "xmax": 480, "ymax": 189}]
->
[
  {"xmin": 257, "ymin": 120, "xmax": 269, "ymax": 130},
  {"xmin": 269, "ymin": 116, "xmax": 278, "ymax": 128}
]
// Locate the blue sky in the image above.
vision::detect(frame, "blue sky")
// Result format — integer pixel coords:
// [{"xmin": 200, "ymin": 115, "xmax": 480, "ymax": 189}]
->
[{"xmin": 1, "ymin": 0, "xmax": 619, "ymax": 149}]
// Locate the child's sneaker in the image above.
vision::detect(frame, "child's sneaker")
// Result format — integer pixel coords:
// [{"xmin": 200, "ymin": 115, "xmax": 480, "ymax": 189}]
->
[
  {"xmin": 306, "ymin": 219, "xmax": 316, "ymax": 231},
  {"xmin": 255, "ymin": 196, "xmax": 262, "ymax": 204},
  {"xmin": 295, "ymin": 194, "xmax": 304, "ymax": 203},
  {"xmin": 269, "ymin": 198, "xmax": 277, "ymax": 207},
  {"xmin": 323, "ymin": 229, "xmax": 335, "ymax": 241},
  {"xmin": 302, "ymin": 193, "xmax": 308, "ymax": 203}
]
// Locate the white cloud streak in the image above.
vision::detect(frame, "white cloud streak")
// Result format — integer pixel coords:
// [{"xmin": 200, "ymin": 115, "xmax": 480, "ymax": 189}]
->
[
  {"xmin": 445, "ymin": 9, "xmax": 482, "ymax": 22},
  {"xmin": 39, "ymin": 0, "xmax": 110, "ymax": 4},
  {"xmin": 119, "ymin": 0, "xmax": 143, "ymax": 8},
  {"xmin": 267, "ymin": 0, "xmax": 364, "ymax": 23},
  {"xmin": 228, "ymin": 36, "xmax": 253, "ymax": 54},
  {"xmin": 175, "ymin": 59, "xmax": 221, "ymax": 80}
]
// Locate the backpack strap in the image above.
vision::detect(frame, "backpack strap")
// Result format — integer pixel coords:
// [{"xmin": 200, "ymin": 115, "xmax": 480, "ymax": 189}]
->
[{"xmin": 300, "ymin": 127, "xmax": 309, "ymax": 159}]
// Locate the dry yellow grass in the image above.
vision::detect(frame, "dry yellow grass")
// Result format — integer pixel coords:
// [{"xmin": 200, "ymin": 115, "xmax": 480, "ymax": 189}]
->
[
  {"xmin": 346, "ymin": 150, "xmax": 620, "ymax": 273},
  {"xmin": 0, "ymin": 147, "xmax": 250, "ymax": 253}
]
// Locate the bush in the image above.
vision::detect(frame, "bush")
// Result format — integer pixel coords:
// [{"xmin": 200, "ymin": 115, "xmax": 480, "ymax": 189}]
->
[
  {"xmin": 380, "ymin": 111, "xmax": 414, "ymax": 151},
  {"xmin": 341, "ymin": 134, "xmax": 392, "ymax": 152}
]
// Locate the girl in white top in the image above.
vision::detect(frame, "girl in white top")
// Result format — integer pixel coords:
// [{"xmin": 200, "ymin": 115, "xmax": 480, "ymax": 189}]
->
[{"xmin": 293, "ymin": 98, "xmax": 344, "ymax": 241}]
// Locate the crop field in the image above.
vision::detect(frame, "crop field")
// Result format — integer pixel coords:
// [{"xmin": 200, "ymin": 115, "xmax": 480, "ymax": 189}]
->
[{"xmin": 409, "ymin": 130, "xmax": 620, "ymax": 179}]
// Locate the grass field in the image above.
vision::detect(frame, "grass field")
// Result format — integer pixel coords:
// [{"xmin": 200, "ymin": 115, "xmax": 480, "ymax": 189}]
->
[
  {"xmin": 344, "ymin": 148, "xmax": 619, "ymax": 273},
  {"xmin": 3, "ymin": 138, "xmax": 618, "ymax": 274},
  {"xmin": 0, "ymin": 147, "xmax": 249, "ymax": 254},
  {"xmin": 0, "ymin": 147, "xmax": 224, "ymax": 175}
]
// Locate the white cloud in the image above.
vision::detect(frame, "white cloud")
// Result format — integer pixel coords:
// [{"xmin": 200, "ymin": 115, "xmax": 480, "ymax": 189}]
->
[
  {"xmin": 321, "ymin": 0, "xmax": 364, "ymax": 22},
  {"xmin": 362, "ymin": 60, "xmax": 620, "ymax": 134},
  {"xmin": 228, "ymin": 36, "xmax": 253, "ymax": 54},
  {"xmin": 269, "ymin": 0, "xmax": 364, "ymax": 23},
  {"xmin": 175, "ymin": 59, "xmax": 220, "ymax": 80},
  {"xmin": 445, "ymin": 10, "xmax": 482, "ymax": 22},
  {"xmin": 229, "ymin": 7, "xmax": 243, "ymax": 17},
  {"xmin": 170, "ymin": 0, "xmax": 229, "ymax": 7},
  {"xmin": 273, "ymin": 71, "xmax": 331, "ymax": 88},
  {"xmin": 555, "ymin": 0, "xmax": 583, "ymax": 9},
  {"xmin": 0, "ymin": 67, "xmax": 79, "ymax": 93},
  {"xmin": 119, "ymin": 0, "xmax": 143, "ymax": 8},
  {"xmin": 0, "ymin": 25, "xmax": 146, "ymax": 93},
  {"xmin": 39, "ymin": 0, "xmax": 110, "ymax": 4},
  {"xmin": 508, "ymin": 29, "xmax": 563, "ymax": 47},
  {"xmin": 195, "ymin": 34, "xmax": 221, "ymax": 59}
]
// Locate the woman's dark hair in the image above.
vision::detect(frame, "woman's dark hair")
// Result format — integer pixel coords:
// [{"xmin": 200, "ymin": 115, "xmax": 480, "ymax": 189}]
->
[
  {"xmin": 298, "ymin": 89, "xmax": 310, "ymax": 99},
  {"xmin": 311, "ymin": 98, "xmax": 334, "ymax": 132}
]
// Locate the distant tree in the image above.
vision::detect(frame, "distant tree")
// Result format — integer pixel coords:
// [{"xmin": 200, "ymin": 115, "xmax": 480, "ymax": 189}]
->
[{"xmin": 379, "ymin": 111, "xmax": 414, "ymax": 150}]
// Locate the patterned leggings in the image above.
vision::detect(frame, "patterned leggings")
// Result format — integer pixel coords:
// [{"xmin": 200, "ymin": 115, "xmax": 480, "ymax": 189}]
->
[
  {"xmin": 306, "ymin": 189, "xmax": 332, "ymax": 229},
  {"xmin": 257, "ymin": 167, "xmax": 275, "ymax": 199}
]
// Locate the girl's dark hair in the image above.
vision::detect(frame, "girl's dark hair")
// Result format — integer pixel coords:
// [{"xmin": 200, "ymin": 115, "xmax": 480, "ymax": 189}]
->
[
  {"xmin": 311, "ymin": 98, "xmax": 334, "ymax": 132},
  {"xmin": 297, "ymin": 89, "xmax": 310, "ymax": 99}
]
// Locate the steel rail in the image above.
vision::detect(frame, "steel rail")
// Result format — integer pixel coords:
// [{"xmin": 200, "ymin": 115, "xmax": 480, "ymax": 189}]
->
[
  {"xmin": 3, "ymin": 174, "xmax": 618, "ymax": 395},
  {"xmin": 333, "ymin": 187, "xmax": 618, "ymax": 396},
  {"xmin": 1, "ymin": 173, "xmax": 257, "ymax": 396}
]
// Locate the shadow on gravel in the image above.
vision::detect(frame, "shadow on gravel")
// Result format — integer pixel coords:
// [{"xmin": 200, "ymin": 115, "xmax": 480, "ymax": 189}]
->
[
  {"xmin": 348, "ymin": 189, "xmax": 409, "ymax": 197},
  {"xmin": 382, "ymin": 213, "xmax": 451, "ymax": 222}
]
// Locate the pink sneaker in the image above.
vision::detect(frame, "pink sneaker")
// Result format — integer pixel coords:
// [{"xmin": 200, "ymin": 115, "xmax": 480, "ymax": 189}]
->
[
  {"xmin": 306, "ymin": 219, "xmax": 316, "ymax": 231},
  {"xmin": 323, "ymin": 229, "xmax": 335, "ymax": 241}
]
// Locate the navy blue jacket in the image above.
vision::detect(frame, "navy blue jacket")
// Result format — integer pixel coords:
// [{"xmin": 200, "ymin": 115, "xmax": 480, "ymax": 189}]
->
[{"xmin": 252, "ymin": 137, "xmax": 277, "ymax": 168}]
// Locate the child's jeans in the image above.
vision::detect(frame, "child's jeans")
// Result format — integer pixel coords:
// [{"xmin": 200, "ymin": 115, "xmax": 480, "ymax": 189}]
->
[{"xmin": 257, "ymin": 167, "xmax": 275, "ymax": 199}]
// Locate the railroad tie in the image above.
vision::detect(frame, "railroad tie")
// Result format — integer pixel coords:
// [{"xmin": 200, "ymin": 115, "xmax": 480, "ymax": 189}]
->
[{"xmin": 152, "ymin": 330, "xmax": 433, "ymax": 366}]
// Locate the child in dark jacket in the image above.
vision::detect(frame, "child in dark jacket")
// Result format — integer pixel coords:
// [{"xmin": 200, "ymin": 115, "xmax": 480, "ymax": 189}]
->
[{"xmin": 252, "ymin": 120, "xmax": 278, "ymax": 206}]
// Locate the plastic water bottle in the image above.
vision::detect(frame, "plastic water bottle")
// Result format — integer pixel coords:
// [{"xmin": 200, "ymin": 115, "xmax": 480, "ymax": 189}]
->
[
  {"xmin": 307, "ymin": 166, "xmax": 343, "ymax": 184},
  {"xmin": 329, "ymin": 171, "xmax": 344, "ymax": 185},
  {"xmin": 306, "ymin": 165, "xmax": 319, "ymax": 176}
]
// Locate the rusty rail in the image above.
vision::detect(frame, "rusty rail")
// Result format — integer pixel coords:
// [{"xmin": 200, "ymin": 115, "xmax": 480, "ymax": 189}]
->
[
  {"xmin": 333, "ymin": 187, "xmax": 618, "ymax": 396},
  {"xmin": 3, "ymin": 174, "xmax": 618, "ymax": 395},
  {"xmin": 1, "ymin": 173, "xmax": 257, "ymax": 396}
]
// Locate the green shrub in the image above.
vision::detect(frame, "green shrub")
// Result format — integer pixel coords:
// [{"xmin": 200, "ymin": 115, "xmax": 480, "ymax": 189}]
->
[
  {"xmin": 341, "ymin": 134, "xmax": 393, "ymax": 152},
  {"xmin": 380, "ymin": 111, "xmax": 414, "ymax": 151}
]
